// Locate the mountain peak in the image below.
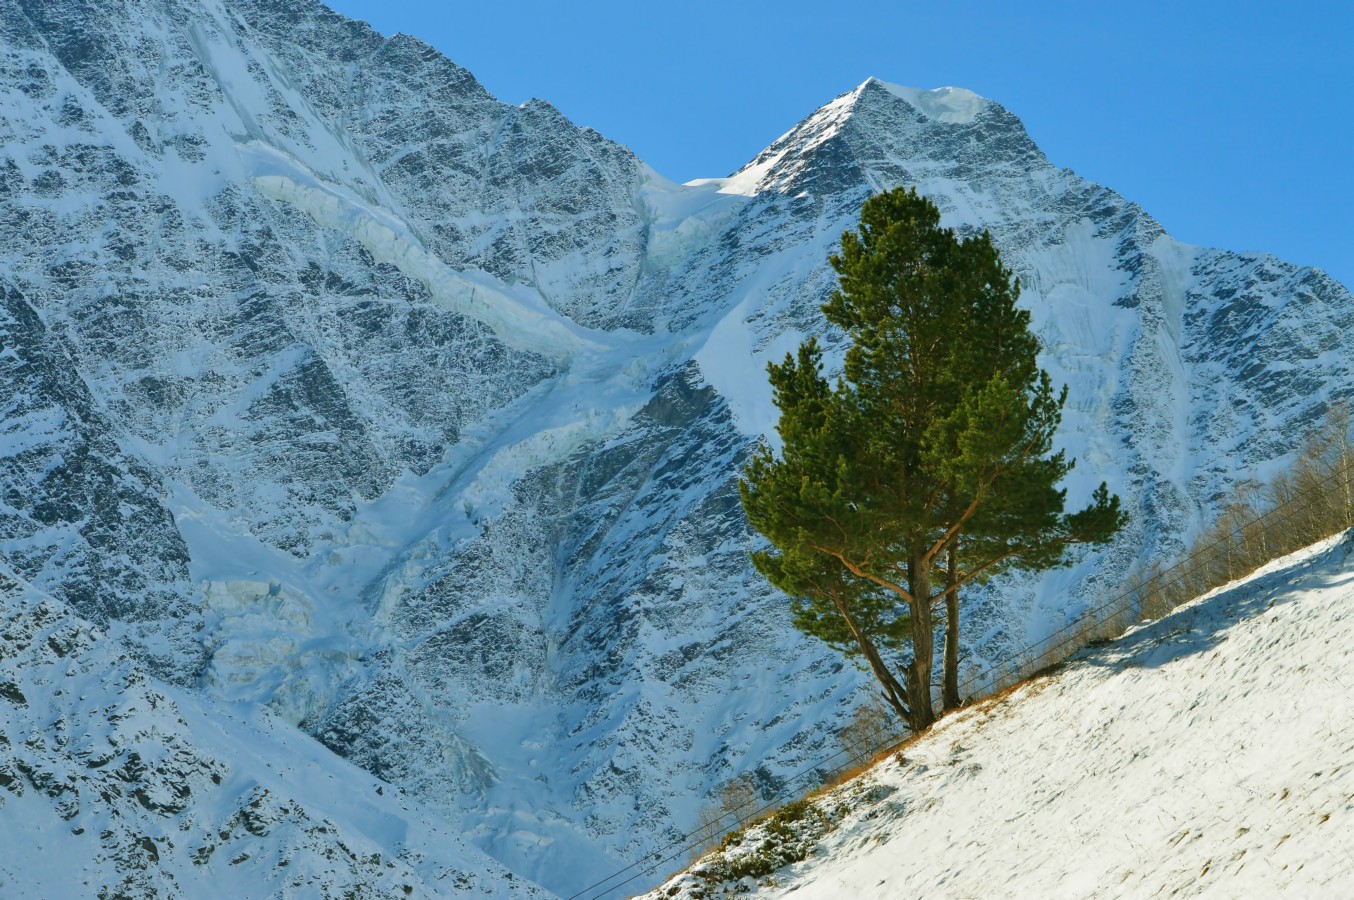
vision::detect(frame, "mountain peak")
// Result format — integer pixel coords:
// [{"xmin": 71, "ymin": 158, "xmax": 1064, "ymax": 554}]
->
[
  {"xmin": 720, "ymin": 78, "xmax": 1015, "ymax": 197},
  {"xmin": 864, "ymin": 79, "xmax": 990, "ymax": 124}
]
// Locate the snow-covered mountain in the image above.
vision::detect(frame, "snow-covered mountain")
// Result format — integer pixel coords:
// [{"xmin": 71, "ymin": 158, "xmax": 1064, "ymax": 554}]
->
[
  {"xmin": 1, "ymin": 0, "xmax": 1350, "ymax": 895},
  {"xmin": 0, "ymin": 565, "xmax": 551, "ymax": 898},
  {"xmin": 648, "ymin": 530, "xmax": 1354, "ymax": 898}
]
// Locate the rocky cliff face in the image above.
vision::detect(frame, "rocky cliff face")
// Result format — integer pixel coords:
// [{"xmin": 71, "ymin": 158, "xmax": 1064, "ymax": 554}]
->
[
  {"xmin": 0, "ymin": 569, "xmax": 550, "ymax": 897},
  {"xmin": 1, "ymin": 1, "xmax": 1350, "ymax": 895}
]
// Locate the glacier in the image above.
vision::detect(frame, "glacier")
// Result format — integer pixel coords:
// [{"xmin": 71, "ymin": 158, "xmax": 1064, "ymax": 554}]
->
[{"xmin": 0, "ymin": 0, "xmax": 1351, "ymax": 896}]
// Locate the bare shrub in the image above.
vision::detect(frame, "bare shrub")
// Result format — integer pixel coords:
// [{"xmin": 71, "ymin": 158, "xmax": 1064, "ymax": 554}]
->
[
  {"xmin": 1129, "ymin": 562, "xmax": 1172, "ymax": 620},
  {"xmin": 691, "ymin": 804, "xmax": 727, "ymax": 859},
  {"xmin": 691, "ymin": 774, "xmax": 763, "ymax": 857},
  {"xmin": 836, "ymin": 695, "xmax": 898, "ymax": 764},
  {"xmin": 718, "ymin": 774, "xmax": 760, "ymax": 826}
]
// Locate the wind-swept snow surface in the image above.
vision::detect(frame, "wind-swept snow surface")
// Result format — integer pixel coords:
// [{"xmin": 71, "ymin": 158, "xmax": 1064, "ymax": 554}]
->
[{"xmin": 650, "ymin": 531, "xmax": 1354, "ymax": 898}]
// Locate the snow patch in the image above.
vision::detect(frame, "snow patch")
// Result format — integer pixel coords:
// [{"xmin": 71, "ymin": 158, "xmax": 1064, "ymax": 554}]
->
[
  {"xmin": 877, "ymin": 81, "xmax": 988, "ymax": 124},
  {"xmin": 242, "ymin": 142, "xmax": 613, "ymax": 360}
]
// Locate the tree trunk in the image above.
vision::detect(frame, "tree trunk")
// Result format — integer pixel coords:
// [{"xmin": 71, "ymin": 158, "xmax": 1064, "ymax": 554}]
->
[
  {"xmin": 826, "ymin": 590, "xmax": 912, "ymax": 726},
  {"xmin": 942, "ymin": 540, "xmax": 961, "ymax": 710},
  {"xmin": 906, "ymin": 544, "xmax": 936, "ymax": 731}
]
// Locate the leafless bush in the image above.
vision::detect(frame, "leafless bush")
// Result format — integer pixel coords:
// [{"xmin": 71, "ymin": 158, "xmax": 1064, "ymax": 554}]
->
[
  {"xmin": 691, "ymin": 804, "xmax": 726, "ymax": 859},
  {"xmin": 836, "ymin": 695, "xmax": 898, "ymax": 764},
  {"xmin": 719, "ymin": 774, "xmax": 759, "ymax": 824},
  {"xmin": 1138, "ymin": 404, "xmax": 1354, "ymax": 623},
  {"xmin": 691, "ymin": 773, "xmax": 762, "ymax": 857}
]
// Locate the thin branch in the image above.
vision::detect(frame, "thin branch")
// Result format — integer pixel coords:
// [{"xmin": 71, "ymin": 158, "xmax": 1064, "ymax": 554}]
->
[{"xmin": 922, "ymin": 488, "xmax": 985, "ymax": 567}]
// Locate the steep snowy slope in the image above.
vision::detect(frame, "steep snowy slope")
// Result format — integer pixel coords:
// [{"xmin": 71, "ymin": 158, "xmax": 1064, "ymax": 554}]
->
[
  {"xmin": 650, "ymin": 530, "xmax": 1354, "ymax": 898},
  {"xmin": 1, "ymin": 0, "xmax": 1351, "ymax": 895}
]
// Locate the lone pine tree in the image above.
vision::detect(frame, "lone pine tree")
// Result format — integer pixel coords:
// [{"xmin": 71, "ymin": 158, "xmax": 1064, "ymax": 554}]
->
[{"xmin": 741, "ymin": 187, "xmax": 1124, "ymax": 733}]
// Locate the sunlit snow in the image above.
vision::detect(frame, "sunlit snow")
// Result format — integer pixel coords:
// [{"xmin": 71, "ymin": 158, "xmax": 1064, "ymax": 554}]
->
[{"xmin": 650, "ymin": 531, "xmax": 1354, "ymax": 898}]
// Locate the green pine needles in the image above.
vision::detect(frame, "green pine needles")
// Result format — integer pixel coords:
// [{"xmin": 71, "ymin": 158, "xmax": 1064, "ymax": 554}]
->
[{"xmin": 740, "ymin": 187, "xmax": 1125, "ymax": 733}]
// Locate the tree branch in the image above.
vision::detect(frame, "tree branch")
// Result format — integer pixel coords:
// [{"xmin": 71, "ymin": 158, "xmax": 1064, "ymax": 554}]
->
[
  {"xmin": 931, "ymin": 529, "xmax": 1101, "ymax": 602},
  {"xmin": 813, "ymin": 545, "xmax": 917, "ymax": 607},
  {"xmin": 922, "ymin": 488, "xmax": 986, "ymax": 567}
]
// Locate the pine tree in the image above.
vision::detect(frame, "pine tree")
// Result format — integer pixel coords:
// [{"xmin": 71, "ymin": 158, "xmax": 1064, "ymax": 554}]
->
[{"xmin": 740, "ymin": 187, "xmax": 1124, "ymax": 733}]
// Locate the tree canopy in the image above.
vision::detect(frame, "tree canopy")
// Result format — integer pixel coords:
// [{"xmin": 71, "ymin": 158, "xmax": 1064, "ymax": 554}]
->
[{"xmin": 740, "ymin": 187, "xmax": 1124, "ymax": 732}]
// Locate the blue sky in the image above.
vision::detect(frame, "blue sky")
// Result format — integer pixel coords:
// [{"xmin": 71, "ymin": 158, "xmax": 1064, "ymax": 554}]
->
[{"xmin": 324, "ymin": 1, "xmax": 1351, "ymax": 287}]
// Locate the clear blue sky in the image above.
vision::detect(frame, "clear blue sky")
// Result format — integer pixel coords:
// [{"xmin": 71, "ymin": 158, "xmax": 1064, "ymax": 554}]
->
[{"xmin": 325, "ymin": 0, "xmax": 1352, "ymax": 288}]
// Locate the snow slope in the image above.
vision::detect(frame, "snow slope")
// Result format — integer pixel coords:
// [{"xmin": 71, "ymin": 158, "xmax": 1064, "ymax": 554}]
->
[{"xmin": 650, "ymin": 530, "xmax": 1354, "ymax": 898}]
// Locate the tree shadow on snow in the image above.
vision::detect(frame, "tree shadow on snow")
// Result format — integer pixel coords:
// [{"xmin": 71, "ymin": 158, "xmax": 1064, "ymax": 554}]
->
[{"xmin": 1077, "ymin": 530, "xmax": 1354, "ymax": 673}]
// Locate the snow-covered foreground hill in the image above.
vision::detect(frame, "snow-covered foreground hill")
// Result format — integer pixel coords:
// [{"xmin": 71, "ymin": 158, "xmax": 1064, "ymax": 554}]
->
[{"xmin": 652, "ymin": 531, "xmax": 1354, "ymax": 898}]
